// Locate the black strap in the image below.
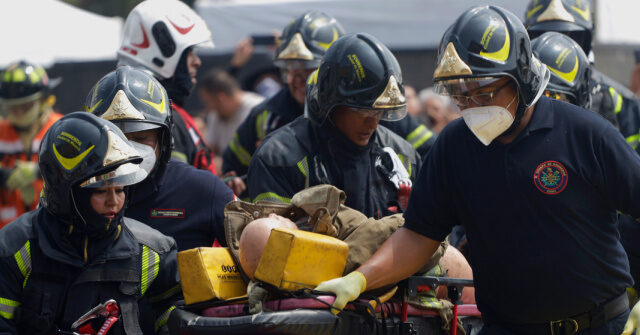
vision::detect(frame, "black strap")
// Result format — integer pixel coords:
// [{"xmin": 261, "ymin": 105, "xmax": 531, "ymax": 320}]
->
[{"xmin": 119, "ymin": 296, "xmax": 143, "ymax": 335}]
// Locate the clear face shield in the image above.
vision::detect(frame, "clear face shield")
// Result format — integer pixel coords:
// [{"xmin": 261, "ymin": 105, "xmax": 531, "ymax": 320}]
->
[
  {"xmin": 277, "ymin": 60, "xmax": 318, "ymax": 84},
  {"xmin": 79, "ymin": 162, "xmax": 148, "ymax": 189},
  {"xmin": 434, "ymin": 76, "xmax": 513, "ymax": 109},
  {"xmin": 340, "ymin": 106, "xmax": 408, "ymax": 122}
]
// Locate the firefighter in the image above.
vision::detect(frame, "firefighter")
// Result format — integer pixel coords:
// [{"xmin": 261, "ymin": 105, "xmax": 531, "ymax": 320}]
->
[
  {"xmin": 247, "ymin": 33, "xmax": 420, "ymax": 219},
  {"xmin": 0, "ymin": 112, "xmax": 180, "ymax": 334},
  {"xmin": 525, "ymin": 0, "xmax": 640, "ymax": 154},
  {"xmin": 0, "ymin": 61, "xmax": 62, "ymax": 228},
  {"xmin": 118, "ymin": 0, "xmax": 217, "ymax": 173},
  {"xmin": 222, "ymin": 11, "xmax": 434, "ymax": 197},
  {"xmin": 85, "ymin": 66, "xmax": 234, "ymax": 251},
  {"xmin": 316, "ymin": 6, "xmax": 640, "ymax": 334}
]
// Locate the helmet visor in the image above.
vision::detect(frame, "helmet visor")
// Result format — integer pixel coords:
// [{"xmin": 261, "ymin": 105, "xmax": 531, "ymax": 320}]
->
[
  {"xmin": 434, "ymin": 76, "xmax": 512, "ymax": 108},
  {"xmin": 340, "ymin": 106, "xmax": 407, "ymax": 122},
  {"xmin": 79, "ymin": 162, "xmax": 147, "ymax": 188}
]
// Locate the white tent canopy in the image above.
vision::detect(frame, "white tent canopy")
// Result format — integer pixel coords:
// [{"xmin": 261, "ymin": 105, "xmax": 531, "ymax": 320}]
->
[
  {"xmin": 595, "ymin": 0, "xmax": 640, "ymax": 45},
  {"xmin": 0, "ymin": 0, "xmax": 122, "ymax": 68},
  {"xmin": 194, "ymin": 0, "xmax": 530, "ymax": 54}
]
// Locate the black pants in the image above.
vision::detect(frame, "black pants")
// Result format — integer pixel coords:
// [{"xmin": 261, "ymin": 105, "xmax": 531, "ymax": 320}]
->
[{"xmin": 478, "ymin": 310, "xmax": 629, "ymax": 335}]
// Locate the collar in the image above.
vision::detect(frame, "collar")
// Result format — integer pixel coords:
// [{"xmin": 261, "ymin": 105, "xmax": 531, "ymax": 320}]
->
[{"xmin": 526, "ymin": 96, "xmax": 554, "ymax": 132}]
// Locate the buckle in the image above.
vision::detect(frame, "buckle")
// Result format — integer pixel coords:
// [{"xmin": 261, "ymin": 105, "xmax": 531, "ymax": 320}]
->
[{"xmin": 550, "ymin": 319, "xmax": 579, "ymax": 335}]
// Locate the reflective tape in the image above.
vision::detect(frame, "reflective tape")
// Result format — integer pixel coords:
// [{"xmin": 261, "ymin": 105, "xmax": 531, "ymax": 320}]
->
[
  {"xmin": 0, "ymin": 297, "xmax": 20, "ymax": 320},
  {"xmin": 141, "ymin": 245, "xmax": 160, "ymax": 296},
  {"xmin": 149, "ymin": 284, "xmax": 181, "ymax": 304},
  {"xmin": 297, "ymin": 156, "xmax": 309, "ymax": 188},
  {"xmin": 253, "ymin": 192, "xmax": 291, "ymax": 203},
  {"xmin": 255, "ymin": 110, "xmax": 270, "ymax": 140},
  {"xmin": 229, "ymin": 133, "xmax": 252, "ymax": 167},
  {"xmin": 154, "ymin": 305, "xmax": 176, "ymax": 332},
  {"xmin": 406, "ymin": 125, "xmax": 434, "ymax": 149},
  {"xmin": 609, "ymin": 87, "xmax": 623, "ymax": 114},
  {"xmin": 13, "ymin": 241, "xmax": 31, "ymax": 288}
]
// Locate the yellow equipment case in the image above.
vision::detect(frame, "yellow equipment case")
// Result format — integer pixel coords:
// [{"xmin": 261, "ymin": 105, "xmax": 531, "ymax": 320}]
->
[{"xmin": 177, "ymin": 247, "xmax": 247, "ymax": 305}]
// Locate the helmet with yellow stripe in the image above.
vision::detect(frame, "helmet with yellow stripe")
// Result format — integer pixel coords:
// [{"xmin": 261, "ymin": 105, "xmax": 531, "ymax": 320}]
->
[
  {"xmin": 84, "ymin": 66, "xmax": 173, "ymax": 173},
  {"xmin": 0, "ymin": 60, "xmax": 60, "ymax": 128},
  {"xmin": 38, "ymin": 112, "xmax": 146, "ymax": 222},
  {"xmin": 532, "ymin": 32, "xmax": 591, "ymax": 109},
  {"xmin": 275, "ymin": 11, "xmax": 345, "ymax": 70},
  {"xmin": 524, "ymin": 0, "xmax": 593, "ymax": 56},
  {"xmin": 432, "ymin": 6, "xmax": 550, "ymax": 134}
]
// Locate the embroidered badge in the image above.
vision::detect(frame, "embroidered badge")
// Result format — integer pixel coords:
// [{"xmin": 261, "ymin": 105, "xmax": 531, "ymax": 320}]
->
[
  {"xmin": 533, "ymin": 161, "xmax": 568, "ymax": 195},
  {"xmin": 150, "ymin": 209, "xmax": 185, "ymax": 219}
]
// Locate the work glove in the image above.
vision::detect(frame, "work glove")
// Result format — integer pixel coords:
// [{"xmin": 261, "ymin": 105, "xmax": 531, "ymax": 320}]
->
[
  {"xmin": 315, "ymin": 271, "xmax": 367, "ymax": 314},
  {"xmin": 623, "ymin": 300, "xmax": 640, "ymax": 335},
  {"xmin": 6, "ymin": 161, "xmax": 38, "ymax": 190}
]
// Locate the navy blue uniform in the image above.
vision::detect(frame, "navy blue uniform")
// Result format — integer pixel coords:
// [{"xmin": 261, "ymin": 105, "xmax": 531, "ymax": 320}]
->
[
  {"xmin": 403, "ymin": 97, "xmax": 640, "ymax": 324},
  {"xmin": 126, "ymin": 160, "xmax": 234, "ymax": 251},
  {"xmin": 380, "ymin": 116, "xmax": 436, "ymax": 158}
]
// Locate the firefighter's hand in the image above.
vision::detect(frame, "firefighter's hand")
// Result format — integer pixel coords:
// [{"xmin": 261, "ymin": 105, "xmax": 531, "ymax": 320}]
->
[
  {"xmin": 6, "ymin": 161, "xmax": 38, "ymax": 190},
  {"xmin": 622, "ymin": 300, "xmax": 640, "ymax": 334},
  {"xmin": 315, "ymin": 271, "xmax": 366, "ymax": 314},
  {"xmin": 223, "ymin": 172, "xmax": 246, "ymax": 196}
]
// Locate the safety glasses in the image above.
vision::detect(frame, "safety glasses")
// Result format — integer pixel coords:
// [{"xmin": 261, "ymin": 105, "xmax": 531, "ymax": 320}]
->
[{"xmin": 435, "ymin": 77, "xmax": 513, "ymax": 107}]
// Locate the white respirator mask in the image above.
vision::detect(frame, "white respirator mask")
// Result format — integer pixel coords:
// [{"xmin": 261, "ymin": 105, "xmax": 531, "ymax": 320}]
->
[
  {"xmin": 461, "ymin": 94, "xmax": 517, "ymax": 146},
  {"xmin": 130, "ymin": 141, "xmax": 157, "ymax": 175}
]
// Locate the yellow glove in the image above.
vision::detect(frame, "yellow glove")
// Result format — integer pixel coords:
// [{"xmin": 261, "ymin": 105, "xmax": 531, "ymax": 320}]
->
[
  {"xmin": 315, "ymin": 271, "xmax": 367, "ymax": 314},
  {"xmin": 623, "ymin": 300, "xmax": 640, "ymax": 335},
  {"xmin": 6, "ymin": 161, "xmax": 38, "ymax": 190}
]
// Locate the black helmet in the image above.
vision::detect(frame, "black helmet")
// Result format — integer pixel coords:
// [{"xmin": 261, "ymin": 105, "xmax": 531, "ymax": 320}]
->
[
  {"xmin": 38, "ymin": 112, "xmax": 145, "ymax": 222},
  {"xmin": 524, "ymin": 0, "xmax": 593, "ymax": 56},
  {"xmin": 84, "ymin": 66, "xmax": 173, "ymax": 171},
  {"xmin": 275, "ymin": 10, "xmax": 345, "ymax": 69},
  {"xmin": 531, "ymin": 32, "xmax": 591, "ymax": 109},
  {"xmin": 306, "ymin": 33, "xmax": 407, "ymax": 125},
  {"xmin": 433, "ymin": 6, "xmax": 549, "ymax": 132},
  {"xmin": 0, "ymin": 60, "xmax": 60, "ymax": 103}
]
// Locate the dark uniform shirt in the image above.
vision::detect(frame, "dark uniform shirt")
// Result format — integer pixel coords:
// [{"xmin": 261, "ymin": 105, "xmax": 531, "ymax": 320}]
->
[
  {"xmin": 248, "ymin": 117, "xmax": 421, "ymax": 219},
  {"xmin": 403, "ymin": 97, "xmax": 640, "ymax": 324},
  {"xmin": 126, "ymin": 160, "xmax": 234, "ymax": 251}
]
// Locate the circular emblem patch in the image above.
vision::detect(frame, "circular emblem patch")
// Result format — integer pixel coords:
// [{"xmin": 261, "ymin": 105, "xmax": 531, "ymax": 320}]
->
[{"xmin": 533, "ymin": 161, "xmax": 568, "ymax": 195}]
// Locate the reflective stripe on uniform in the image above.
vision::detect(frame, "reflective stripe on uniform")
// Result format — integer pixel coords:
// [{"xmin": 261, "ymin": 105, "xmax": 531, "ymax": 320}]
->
[
  {"xmin": 13, "ymin": 241, "xmax": 31, "ymax": 288},
  {"xmin": 253, "ymin": 192, "xmax": 291, "ymax": 203},
  {"xmin": 397, "ymin": 154, "xmax": 412, "ymax": 178},
  {"xmin": 0, "ymin": 297, "xmax": 20, "ymax": 320},
  {"xmin": 255, "ymin": 110, "xmax": 270, "ymax": 140},
  {"xmin": 609, "ymin": 87, "xmax": 623, "ymax": 114},
  {"xmin": 229, "ymin": 133, "xmax": 252, "ymax": 167},
  {"xmin": 406, "ymin": 125, "xmax": 434, "ymax": 149},
  {"xmin": 296, "ymin": 156, "xmax": 309, "ymax": 188},
  {"xmin": 170, "ymin": 150, "xmax": 188, "ymax": 163},
  {"xmin": 149, "ymin": 284, "xmax": 181, "ymax": 303},
  {"xmin": 627, "ymin": 133, "xmax": 640, "ymax": 150},
  {"xmin": 154, "ymin": 305, "xmax": 176, "ymax": 332},
  {"xmin": 0, "ymin": 139, "xmax": 23, "ymax": 154},
  {"xmin": 141, "ymin": 245, "xmax": 160, "ymax": 296}
]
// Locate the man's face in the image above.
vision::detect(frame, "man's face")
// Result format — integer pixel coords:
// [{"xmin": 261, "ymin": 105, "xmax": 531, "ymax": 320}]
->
[
  {"xmin": 282, "ymin": 61, "xmax": 315, "ymax": 105},
  {"xmin": 187, "ymin": 49, "xmax": 202, "ymax": 87},
  {"xmin": 404, "ymin": 86, "xmax": 421, "ymax": 117},
  {"xmin": 331, "ymin": 106, "xmax": 382, "ymax": 146},
  {"xmin": 125, "ymin": 129, "xmax": 160, "ymax": 160}
]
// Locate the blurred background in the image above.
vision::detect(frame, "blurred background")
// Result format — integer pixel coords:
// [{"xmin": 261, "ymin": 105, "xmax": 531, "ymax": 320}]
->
[{"xmin": 1, "ymin": 0, "xmax": 638, "ymax": 115}]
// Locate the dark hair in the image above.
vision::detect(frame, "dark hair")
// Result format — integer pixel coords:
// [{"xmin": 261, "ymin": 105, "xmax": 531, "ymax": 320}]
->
[{"xmin": 199, "ymin": 68, "xmax": 240, "ymax": 95}]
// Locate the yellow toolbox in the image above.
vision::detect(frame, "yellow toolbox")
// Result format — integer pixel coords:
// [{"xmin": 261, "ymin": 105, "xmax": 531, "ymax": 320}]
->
[
  {"xmin": 254, "ymin": 228, "xmax": 349, "ymax": 291},
  {"xmin": 177, "ymin": 247, "xmax": 247, "ymax": 305}
]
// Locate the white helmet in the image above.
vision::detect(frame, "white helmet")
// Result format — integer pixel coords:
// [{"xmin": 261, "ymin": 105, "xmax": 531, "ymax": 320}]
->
[{"xmin": 118, "ymin": 0, "xmax": 214, "ymax": 80}]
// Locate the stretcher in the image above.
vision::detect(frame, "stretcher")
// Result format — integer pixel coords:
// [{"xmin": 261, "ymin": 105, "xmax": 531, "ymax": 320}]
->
[{"xmin": 167, "ymin": 276, "xmax": 483, "ymax": 335}]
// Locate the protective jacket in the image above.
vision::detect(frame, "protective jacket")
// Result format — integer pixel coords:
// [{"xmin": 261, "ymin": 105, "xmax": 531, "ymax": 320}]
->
[
  {"xmin": 223, "ymin": 88, "xmax": 434, "ymax": 177},
  {"xmin": 0, "ymin": 112, "xmax": 62, "ymax": 228},
  {"xmin": 171, "ymin": 103, "xmax": 216, "ymax": 174},
  {"xmin": 0, "ymin": 209, "xmax": 181, "ymax": 335},
  {"xmin": 591, "ymin": 69, "xmax": 640, "ymax": 154},
  {"xmin": 126, "ymin": 160, "xmax": 234, "ymax": 251},
  {"xmin": 247, "ymin": 117, "xmax": 421, "ymax": 219}
]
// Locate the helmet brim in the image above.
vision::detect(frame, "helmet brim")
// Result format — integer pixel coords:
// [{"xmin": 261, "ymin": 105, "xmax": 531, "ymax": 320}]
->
[{"xmin": 79, "ymin": 162, "xmax": 147, "ymax": 188}]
